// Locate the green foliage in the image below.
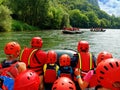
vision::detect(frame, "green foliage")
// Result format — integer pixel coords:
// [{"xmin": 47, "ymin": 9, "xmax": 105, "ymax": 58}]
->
[
  {"xmin": 0, "ymin": 5, "xmax": 12, "ymax": 32},
  {"xmin": 61, "ymin": 13, "xmax": 70, "ymax": 28},
  {"xmin": 69, "ymin": 9, "xmax": 82, "ymax": 27},
  {"xmin": 69, "ymin": 9, "xmax": 89, "ymax": 28},
  {"xmin": 100, "ymin": 18, "xmax": 110, "ymax": 28},
  {"xmin": 85, "ymin": 11, "xmax": 100, "ymax": 27},
  {"xmin": 12, "ymin": 20, "xmax": 39, "ymax": 31},
  {"xmin": 0, "ymin": 0, "xmax": 4, "ymax": 4},
  {"xmin": 2, "ymin": 0, "xmax": 120, "ymax": 30},
  {"xmin": 87, "ymin": 0, "xmax": 99, "ymax": 8},
  {"xmin": 48, "ymin": 6, "xmax": 65, "ymax": 29}
]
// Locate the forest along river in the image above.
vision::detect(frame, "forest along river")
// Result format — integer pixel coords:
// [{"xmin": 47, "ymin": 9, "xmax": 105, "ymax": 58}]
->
[{"xmin": 0, "ymin": 29, "xmax": 120, "ymax": 61}]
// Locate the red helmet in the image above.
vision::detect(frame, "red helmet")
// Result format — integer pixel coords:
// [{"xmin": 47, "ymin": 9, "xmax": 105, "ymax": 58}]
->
[
  {"xmin": 59, "ymin": 54, "xmax": 71, "ymax": 67},
  {"xmin": 96, "ymin": 58, "xmax": 120, "ymax": 89},
  {"xmin": 47, "ymin": 50, "xmax": 57, "ymax": 64},
  {"xmin": 14, "ymin": 70, "xmax": 40, "ymax": 90},
  {"xmin": 4, "ymin": 41, "xmax": 21, "ymax": 58},
  {"xmin": 31, "ymin": 37, "xmax": 43, "ymax": 48},
  {"xmin": 96, "ymin": 51, "xmax": 113, "ymax": 65},
  {"xmin": 52, "ymin": 77, "xmax": 76, "ymax": 90},
  {"xmin": 77, "ymin": 41, "xmax": 89, "ymax": 52}
]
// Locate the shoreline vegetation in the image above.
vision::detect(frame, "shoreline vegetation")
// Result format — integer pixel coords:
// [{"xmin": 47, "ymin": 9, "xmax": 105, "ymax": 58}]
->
[
  {"xmin": 1, "ymin": 0, "xmax": 120, "ymax": 32},
  {"xmin": 12, "ymin": 20, "xmax": 40, "ymax": 31}
]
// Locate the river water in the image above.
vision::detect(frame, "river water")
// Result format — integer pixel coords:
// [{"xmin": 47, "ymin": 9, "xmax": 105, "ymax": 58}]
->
[{"xmin": 0, "ymin": 29, "xmax": 120, "ymax": 61}]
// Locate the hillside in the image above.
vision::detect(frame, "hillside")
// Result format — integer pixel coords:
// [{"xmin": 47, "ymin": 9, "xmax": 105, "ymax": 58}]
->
[
  {"xmin": 87, "ymin": 0, "xmax": 99, "ymax": 8},
  {"xmin": 2, "ymin": 0, "xmax": 120, "ymax": 31}
]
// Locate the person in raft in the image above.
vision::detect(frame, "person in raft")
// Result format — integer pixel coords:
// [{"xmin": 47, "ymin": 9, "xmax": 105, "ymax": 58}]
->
[
  {"xmin": 75, "ymin": 40, "xmax": 96, "ymax": 78},
  {"xmin": 20, "ymin": 36, "xmax": 47, "ymax": 90},
  {"xmin": 96, "ymin": 58, "xmax": 120, "ymax": 90},
  {"xmin": 43, "ymin": 50, "xmax": 59, "ymax": 90},
  {"xmin": 0, "ymin": 41, "xmax": 26, "ymax": 79},
  {"xmin": 74, "ymin": 51, "xmax": 114, "ymax": 90},
  {"xmin": 52, "ymin": 77, "xmax": 76, "ymax": 90},
  {"xmin": 14, "ymin": 70, "xmax": 40, "ymax": 90},
  {"xmin": 58, "ymin": 54, "xmax": 74, "ymax": 80},
  {"xmin": 73, "ymin": 40, "xmax": 96, "ymax": 89}
]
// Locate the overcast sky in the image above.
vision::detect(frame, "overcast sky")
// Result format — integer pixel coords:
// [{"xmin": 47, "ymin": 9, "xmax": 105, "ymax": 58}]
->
[{"xmin": 98, "ymin": 0, "xmax": 120, "ymax": 17}]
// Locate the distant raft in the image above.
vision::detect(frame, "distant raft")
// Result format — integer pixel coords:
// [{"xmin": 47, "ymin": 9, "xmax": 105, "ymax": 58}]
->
[
  {"xmin": 62, "ymin": 27, "xmax": 84, "ymax": 34},
  {"xmin": 90, "ymin": 28, "xmax": 106, "ymax": 32},
  {"xmin": 62, "ymin": 29, "xmax": 84, "ymax": 34}
]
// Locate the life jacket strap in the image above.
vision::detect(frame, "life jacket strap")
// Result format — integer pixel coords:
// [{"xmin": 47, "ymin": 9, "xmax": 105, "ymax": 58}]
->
[
  {"xmin": 28, "ymin": 49, "xmax": 38, "ymax": 66},
  {"xmin": 78, "ymin": 53, "xmax": 92, "ymax": 70}
]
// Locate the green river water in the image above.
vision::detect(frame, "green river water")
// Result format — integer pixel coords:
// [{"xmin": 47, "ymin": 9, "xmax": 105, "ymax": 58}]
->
[{"xmin": 0, "ymin": 29, "xmax": 120, "ymax": 61}]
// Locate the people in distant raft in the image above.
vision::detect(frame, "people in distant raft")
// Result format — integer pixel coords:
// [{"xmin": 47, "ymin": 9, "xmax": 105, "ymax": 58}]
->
[
  {"xmin": 43, "ymin": 50, "xmax": 59, "ymax": 90},
  {"xmin": 20, "ymin": 36, "xmax": 47, "ymax": 90},
  {"xmin": 58, "ymin": 54, "xmax": 74, "ymax": 80},
  {"xmin": 74, "ymin": 51, "xmax": 113, "ymax": 90},
  {"xmin": 14, "ymin": 70, "xmax": 40, "ymax": 90},
  {"xmin": 0, "ymin": 41, "xmax": 26, "ymax": 79}
]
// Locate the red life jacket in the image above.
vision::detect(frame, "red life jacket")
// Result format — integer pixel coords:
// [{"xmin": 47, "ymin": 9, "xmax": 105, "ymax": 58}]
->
[
  {"xmin": 20, "ymin": 47, "xmax": 47, "ymax": 75},
  {"xmin": 44, "ymin": 64, "xmax": 58, "ymax": 83},
  {"xmin": 20, "ymin": 47, "xmax": 32, "ymax": 66},
  {"xmin": 0, "ymin": 60, "xmax": 19, "ymax": 79},
  {"xmin": 77, "ymin": 52, "xmax": 95, "ymax": 77}
]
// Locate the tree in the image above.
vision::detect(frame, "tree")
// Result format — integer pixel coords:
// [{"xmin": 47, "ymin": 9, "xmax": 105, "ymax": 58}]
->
[
  {"xmin": 69, "ymin": 9, "xmax": 89, "ymax": 28},
  {"xmin": 69, "ymin": 9, "xmax": 81, "ymax": 27},
  {"xmin": 7, "ymin": 0, "xmax": 50, "ymax": 29},
  {"xmin": 48, "ymin": 6, "xmax": 66, "ymax": 29},
  {"xmin": 85, "ymin": 11, "xmax": 100, "ymax": 27},
  {"xmin": 61, "ymin": 13, "xmax": 70, "ymax": 28},
  {"xmin": 0, "ymin": 5, "xmax": 12, "ymax": 31}
]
